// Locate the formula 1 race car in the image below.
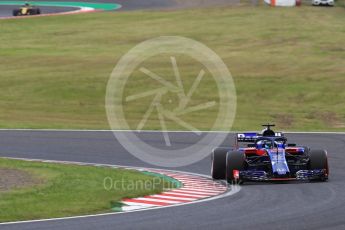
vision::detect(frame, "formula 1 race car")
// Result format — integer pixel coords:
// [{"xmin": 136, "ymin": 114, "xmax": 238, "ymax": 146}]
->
[
  {"xmin": 13, "ymin": 3, "xmax": 41, "ymax": 16},
  {"xmin": 211, "ymin": 124, "xmax": 329, "ymax": 184}
]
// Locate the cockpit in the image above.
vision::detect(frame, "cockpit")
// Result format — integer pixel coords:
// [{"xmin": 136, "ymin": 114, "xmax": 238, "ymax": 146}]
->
[{"xmin": 256, "ymin": 137, "xmax": 287, "ymax": 150}]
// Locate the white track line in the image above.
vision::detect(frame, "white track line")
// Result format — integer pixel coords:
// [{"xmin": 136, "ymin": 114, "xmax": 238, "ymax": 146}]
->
[{"xmin": 122, "ymin": 201, "xmax": 156, "ymax": 207}]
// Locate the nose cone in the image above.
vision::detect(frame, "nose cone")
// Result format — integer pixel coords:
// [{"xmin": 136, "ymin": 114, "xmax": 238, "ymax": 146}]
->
[
  {"xmin": 272, "ymin": 161, "xmax": 290, "ymax": 175},
  {"xmin": 269, "ymin": 149, "xmax": 290, "ymax": 175}
]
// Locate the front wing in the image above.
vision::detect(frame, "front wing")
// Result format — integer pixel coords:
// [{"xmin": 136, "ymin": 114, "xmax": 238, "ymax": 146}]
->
[{"xmin": 238, "ymin": 169, "xmax": 327, "ymax": 181}]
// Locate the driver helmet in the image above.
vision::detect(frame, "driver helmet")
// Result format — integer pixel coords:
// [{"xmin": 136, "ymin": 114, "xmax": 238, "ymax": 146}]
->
[
  {"xmin": 257, "ymin": 140, "xmax": 272, "ymax": 149},
  {"xmin": 264, "ymin": 142, "xmax": 272, "ymax": 149}
]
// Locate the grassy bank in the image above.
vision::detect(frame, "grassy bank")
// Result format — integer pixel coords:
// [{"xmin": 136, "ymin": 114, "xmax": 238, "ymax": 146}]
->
[
  {"xmin": 0, "ymin": 5, "xmax": 344, "ymax": 131},
  {"xmin": 0, "ymin": 158, "xmax": 175, "ymax": 222}
]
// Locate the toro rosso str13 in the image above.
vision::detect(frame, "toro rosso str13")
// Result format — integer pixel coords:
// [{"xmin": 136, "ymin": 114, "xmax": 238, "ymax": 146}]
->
[{"xmin": 211, "ymin": 124, "xmax": 329, "ymax": 184}]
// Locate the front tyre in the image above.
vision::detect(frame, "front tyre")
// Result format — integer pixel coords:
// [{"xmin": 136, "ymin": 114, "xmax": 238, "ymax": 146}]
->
[
  {"xmin": 226, "ymin": 151, "xmax": 245, "ymax": 184},
  {"xmin": 211, "ymin": 148, "xmax": 230, "ymax": 180},
  {"xmin": 308, "ymin": 149, "xmax": 329, "ymax": 181}
]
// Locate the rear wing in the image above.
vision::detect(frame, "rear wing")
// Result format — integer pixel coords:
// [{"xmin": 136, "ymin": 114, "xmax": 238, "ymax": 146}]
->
[
  {"xmin": 236, "ymin": 132, "xmax": 284, "ymax": 143},
  {"xmin": 236, "ymin": 133, "xmax": 260, "ymax": 143}
]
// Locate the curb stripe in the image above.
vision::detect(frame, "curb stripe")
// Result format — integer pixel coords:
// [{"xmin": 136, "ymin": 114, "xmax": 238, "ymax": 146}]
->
[
  {"xmin": 179, "ymin": 187, "xmax": 224, "ymax": 191},
  {"xmin": 178, "ymin": 188, "xmax": 223, "ymax": 193},
  {"xmin": 145, "ymin": 196, "xmax": 192, "ymax": 202},
  {"xmin": 162, "ymin": 191, "xmax": 208, "ymax": 197},
  {"xmin": 120, "ymin": 168, "xmax": 228, "ymax": 210},
  {"xmin": 159, "ymin": 192, "xmax": 207, "ymax": 199},
  {"xmin": 122, "ymin": 201, "xmax": 156, "ymax": 207},
  {"xmin": 182, "ymin": 186, "xmax": 225, "ymax": 190},
  {"xmin": 128, "ymin": 197, "xmax": 181, "ymax": 204},
  {"xmin": 180, "ymin": 182, "xmax": 224, "ymax": 185},
  {"xmin": 122, "ymin": 199, "xmax": 171, "ymax": 206},
  {"xmin": 169, "ymin": 189, "xmax": 219, "ymax": 196},
  {"xmin": 152, "ymin": 195, "xmax": 196, "ymax": 201}
]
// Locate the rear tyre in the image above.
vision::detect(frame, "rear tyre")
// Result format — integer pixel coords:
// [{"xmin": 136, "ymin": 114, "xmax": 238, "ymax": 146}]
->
[
  {"xmin": 211, "ymin": 148, "xmax": 230, "ymax": 180},
  {"xmin": 12, "ymin": 9, "xmax": 19, "ymax": 16},
  {"xmin": 226, "ymin": 151, "xmax": 245, "ymax": 184},
  {"xmin": 308, "ymin": 149, "xmax": 329, "ymax": 181}
]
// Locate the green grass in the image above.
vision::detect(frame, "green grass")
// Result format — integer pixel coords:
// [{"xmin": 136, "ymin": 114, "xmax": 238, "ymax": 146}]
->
[
  {"xmin": 0, "ymin": 158, "xmax": 177, "ymax": 222},
  {"xmin": 0, "ymin": 5, "xmax": 344, "ymax": 131}
]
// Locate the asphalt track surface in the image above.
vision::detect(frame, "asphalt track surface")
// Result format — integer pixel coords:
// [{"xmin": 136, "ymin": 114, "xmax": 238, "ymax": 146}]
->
[
  {"xmin": 0, "ymin": 5, "xmax": 78, "ymax": 17},
  {"xmin": 0, "ymin": 130, "xmax": 344, "ymax": 230},
  {"xmin": 0, "ymin": 0, "xmax": 176, "ymax": 18},
  {"xmin": 0, "ymin": 0, "xmax": 234, "ymax": 17}
]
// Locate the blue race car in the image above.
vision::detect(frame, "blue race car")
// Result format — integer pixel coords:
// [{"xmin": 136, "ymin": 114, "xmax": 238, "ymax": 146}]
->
[{"xmin": 211, "ymin": 124, "xmax": 329, "ymax": 184}]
